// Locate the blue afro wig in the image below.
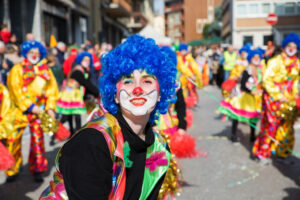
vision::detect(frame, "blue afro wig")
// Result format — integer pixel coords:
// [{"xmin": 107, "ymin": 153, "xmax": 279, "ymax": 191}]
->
[
  {"xmin": 75, "ymin": 52, "xmax": 93, "ymax": 67},
  {"xmin": 21, "ymin": 40, "xmax": 47, "ymax": 59},
  {"xmin": 160, "ymin": 46, "xmax": 177, "ymax": 66},
  {"xmin": 239, "ymin": 44, "xmax": 251, "ymax": 54},
  {"xmin": 99, "ymin": 34, "xmax": 177, "ymax": 123},
  {"xmin": 282, "ymin": 33, "xmax": 300, "ymax": 50},
  {"xmin": 179, "ymin": 43, "xmax": 188, "ymax": 51},
  {"xmin": 247, "ymin": 48, "xmax": 264, "ymax": 63}
]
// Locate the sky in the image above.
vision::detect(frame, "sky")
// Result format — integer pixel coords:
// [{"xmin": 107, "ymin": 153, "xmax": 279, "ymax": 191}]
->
[{"xmin": 154, "ymin": 0, "xmax": 164, "ymax": 14}]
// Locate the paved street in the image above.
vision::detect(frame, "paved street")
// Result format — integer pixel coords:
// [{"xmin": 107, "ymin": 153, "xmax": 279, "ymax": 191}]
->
[{"xmin": 1, "ymin": 85, "xmax": 300, "ymax": 200}]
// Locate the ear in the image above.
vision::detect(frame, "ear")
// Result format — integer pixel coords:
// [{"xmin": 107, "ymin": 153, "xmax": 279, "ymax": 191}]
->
[
  {"xmin": 115, "ymin": 94, "xmax": 119, "ymax": 104},
  {"xmin": 157, "ymin": 95, "xmax": 161, "ymax": 102}
]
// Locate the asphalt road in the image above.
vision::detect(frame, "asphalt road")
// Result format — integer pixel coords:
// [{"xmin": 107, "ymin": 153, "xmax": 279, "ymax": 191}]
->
[{"xmin": 0, "ymin": 85, "xmax": 300, "ymax": 200}]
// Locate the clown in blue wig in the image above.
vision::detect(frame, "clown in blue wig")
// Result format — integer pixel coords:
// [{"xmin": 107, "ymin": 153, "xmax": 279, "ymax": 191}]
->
[
  {"xmin": 252, "ymin": 33, "xmax": 300, "ymax": 161},
  {"xmin": 100, "ymin": 34, "xmax": 177, "ymax": 122},
  {"xmin": 75, "ymin": 51, "xmax": 93, "ymax": 67},
  {"xmin": 40, "ymin": 34, "xmax": 176, "ymax": 199},
  {"xmin": 5, "ymin": 40, "xmax": 59, "ymax": 183},
  {"xmin": 21, "ymin": 40, "xmax": 47, "ymax": 64}
]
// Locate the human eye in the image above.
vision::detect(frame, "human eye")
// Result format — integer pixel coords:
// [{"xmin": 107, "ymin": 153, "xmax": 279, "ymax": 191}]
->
[
  {"xmin": 123, "ymin": 79, "xmax": 133, "ymax": 85},
  {"xmin": 143, "ymin": 78, "xmax": 154, "ymax": 84}
]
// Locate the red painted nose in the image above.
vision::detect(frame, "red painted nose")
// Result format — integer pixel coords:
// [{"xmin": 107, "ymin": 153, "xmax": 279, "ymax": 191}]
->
[{"xmin": 132, "ymin": 87, "xmax": 143, "ymax": 96}]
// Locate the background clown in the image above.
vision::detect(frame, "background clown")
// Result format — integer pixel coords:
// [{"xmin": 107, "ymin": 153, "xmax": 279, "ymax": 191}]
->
[
  {"xmin": 252, "ymin": 33, "xmax": 300, "ymax": 163},
  {"xmin": 5, "ymin": 40, "xmax": 59, "ymax": 182}
]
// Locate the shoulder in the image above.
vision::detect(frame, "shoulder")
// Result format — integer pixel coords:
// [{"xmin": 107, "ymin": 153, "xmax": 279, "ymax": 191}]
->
[{"xmin": 62, "ymin": 128, "xmax": 109, "ymax": 156}]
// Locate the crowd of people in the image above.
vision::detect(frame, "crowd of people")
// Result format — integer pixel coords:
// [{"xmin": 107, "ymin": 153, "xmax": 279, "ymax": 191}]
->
[{"xmin": 0, "ymin": 25, "xmax": 299, "ymax": 199}]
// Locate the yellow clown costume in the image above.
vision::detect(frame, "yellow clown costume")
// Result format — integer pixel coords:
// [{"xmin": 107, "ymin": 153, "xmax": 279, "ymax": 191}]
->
[
  {"xmin": 5, "ymin": 41, "xmax": 59, "ymax": 177},
  {"xmin": 176, "ymin": 47, "xmax": 202, "ymax": 107},
  {"xmin": 253, "ymin": 34, "xmax": 300, "ymax": 159}
]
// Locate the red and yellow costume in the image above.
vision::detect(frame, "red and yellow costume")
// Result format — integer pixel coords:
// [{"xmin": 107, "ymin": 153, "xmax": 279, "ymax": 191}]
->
[
  {"xmin": 176, "ymin": 52, "xmax": 202, "ymax": 107},
  {"xmin": 6, "ymin": 58, "xmax": 59, "ymax": 176},
  {"xmin": 253, "ymin": 52, "xmax": 299, "ymax": 159}
]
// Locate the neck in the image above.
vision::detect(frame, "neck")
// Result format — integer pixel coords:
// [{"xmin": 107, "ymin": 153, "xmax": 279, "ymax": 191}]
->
[{"xmin": 121, "ymin": 111, "xmax": 150, "ymax": 141}]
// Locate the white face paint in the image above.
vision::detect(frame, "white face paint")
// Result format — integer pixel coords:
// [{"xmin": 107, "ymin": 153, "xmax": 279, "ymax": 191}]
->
[
  {"xmin": 116, "ymin": 70, "xmax": 160, "ymax": 117},
  {"xmin": 27, "ymin": 48, "xmax": 41, "ymax": 64},
  {"xmin": 119, "ymin": 89, "xmax": 158, "ymax": 116},
  {"xmin": 81, "ymin": 56, "xmax": 91, "ymax": 68},
  {"xmin": 285, "ymin": 46, "xmax": 297, "ymax": 57},
  {"xmin": 82, "ymin": 61, "xmax": 89, "ymax": 68}
]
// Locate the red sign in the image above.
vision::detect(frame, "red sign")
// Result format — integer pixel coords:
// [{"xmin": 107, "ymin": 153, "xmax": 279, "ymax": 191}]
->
[{"xmin": 266, "ymin": 13, "xmax": 278, "ymax": 25}]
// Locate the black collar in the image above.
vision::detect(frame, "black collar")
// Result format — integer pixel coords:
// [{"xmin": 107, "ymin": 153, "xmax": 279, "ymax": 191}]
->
[{"xmin": 114, "ymin": 111, "xmax": 154, "ymax": 152}]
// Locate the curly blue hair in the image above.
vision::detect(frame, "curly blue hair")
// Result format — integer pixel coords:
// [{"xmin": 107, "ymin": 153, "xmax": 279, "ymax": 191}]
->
[
  {"xmin": 247, "ymin": 48, "xmax": 264, "ymax": 63},
  {"xmin": 179, "ymin": 43, "xmax": 188, "ymax": 51},
  {"xmin": 282, "ymin": 33, "xmax": 300, "ymax": 50},
  {"xmin": 99, "ymin": 34, "xmax": 177, "ymax": 123},
  {"xmin": 238, "ymin": 44, "xmax": 251, "ymax": 54},
  {"xmin": 21, "ymin": 40, "xmax": 47, "ymax": 59},
  {"xmin": 160, "ymin": 46, "xmax": 177, "ymax": 66},
  {"xmin": 75, "ymin": 51, "xmax": 93, "ymax": 67}
]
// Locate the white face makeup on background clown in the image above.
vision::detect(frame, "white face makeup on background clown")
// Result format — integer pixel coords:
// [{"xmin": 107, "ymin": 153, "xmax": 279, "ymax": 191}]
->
[
  {"xmin": 27, "ymin": 48, "xmax": 40, "ymax": 64},
  {"xmin": 251, "ymin": 54, "xmax": 261, "ymax": 66},
  {"xmin": 241, "ymin": 51, "xmax": 248, "ymax": 59},
  {"xmin": 285, "ymin": 42, "xmax": 298, "ymax": 57},
  {"xmin": 115, "ymin": 69, "xmax": 160, "ymax": 117},
  {"xmin": 81, "ymin": 56, "xmax": 91, "ymax": 68}
]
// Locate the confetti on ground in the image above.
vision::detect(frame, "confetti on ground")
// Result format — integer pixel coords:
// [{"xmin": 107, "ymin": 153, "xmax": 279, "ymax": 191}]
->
[
  {"xmin": 228, "ymin": 165, "xmax": 259, "ymax": 187},
  {"xmin": 198, "ymin": 136, "xmax": 228, "ymax": 140}
]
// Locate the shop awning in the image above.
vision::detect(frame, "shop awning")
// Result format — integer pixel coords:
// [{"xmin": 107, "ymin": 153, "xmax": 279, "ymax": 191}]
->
[{"xmin": 188, "ymin": 37, "xmax": 221, "ymax": 46}]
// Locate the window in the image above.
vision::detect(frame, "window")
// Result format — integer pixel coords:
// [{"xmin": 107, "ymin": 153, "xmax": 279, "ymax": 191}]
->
[
  {"xmin": 237, "ymin": 4, "xmax": 247, "ymax": 16},
  {"xmin": 262, "ymin": 3, "xmax": 271, "ymax": 14},
  {"xmin": 263, "ymin": 35, "xmax": 273, "ymax": 46},
  {"xmin": 285, "ymin": 2, "xmax": 296, "ymax": 15},
  {"xmin": 249, "ymin": 3, "xmax": 259, "ymax": 14},
  {"xmin": 243, "ymin": 36, "xmax": 253, "ymax": 45},
  {"xmin": 298, "ymin": 2, "xmax": 300, "ymax": 14},
  {"xmin": 275, "ymin": 3, "xmax": 285, "ymax": 16}
]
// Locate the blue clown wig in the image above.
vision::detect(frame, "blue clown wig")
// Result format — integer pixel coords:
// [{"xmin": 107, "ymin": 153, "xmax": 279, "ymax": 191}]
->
[
  {"xmin": 179, "ymin": 43, "xmax": 188, "ymax": 51},
  {"xmin": 21, "ymin": 40, "xmax": 47, "ymax": 59},
  {"xmin": 247, "ymin": 48, "xmax": 264, "ymax": 63},
  {"xmin": 282, "ymin": 33, "xmax": 300, "ymax": 50},
  {"xmin": 160, "ymin": 46, "xmax": 178, "ymax": 104},
  {"xmin": 75, "ymin": 51, "xmax": 93, "ymax": 67},
  {"xmin": 160, "ymin": 46, "xmax": 177, "ymax": 66},
  {"xmin": 239, "ymin": 44, "xmax": 251, "ymax": 54},
  {"xmin": 99, "ymin": 34, "xmax": 177, "ymax": 123}
]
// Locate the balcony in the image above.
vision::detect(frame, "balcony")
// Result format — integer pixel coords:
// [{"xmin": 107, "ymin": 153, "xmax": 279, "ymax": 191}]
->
[
  {"xmin": 164, "ymin": 3, "xmax": 184, "ymax": 13},
  {"xmin": 102, "ymin": 0, "xmax": 132, "ymax": 18},
  {"xmin": 127, "ymin": 11, "xmax": 148, "ymax": 32}
]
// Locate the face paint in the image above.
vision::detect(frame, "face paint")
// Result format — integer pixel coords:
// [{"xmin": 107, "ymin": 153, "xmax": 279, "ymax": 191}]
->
[
  {"xmin": 119, "ymin": 89, "xmax": 158, "ymax": 116},
  {"xmin": 285, "ymin": 46, "xmax": 297, "ymax": 57},
  {"xmin": 251, "ymin": 55, "xmax": 261, "ymax": 66},
  {"xmin": 116, "ymin": 70, "xmax": 160, "ymax": 117},
  {"xmin": 241, "ymin": 52, "xmax": 248, "ymax": 59},
  {"xmin": 27, "ymin": 48, "xmax": 40, "ymax": 64},
  {"xmin": 81, "ymin": 56, "xmax": 91, "ymax": 68}
]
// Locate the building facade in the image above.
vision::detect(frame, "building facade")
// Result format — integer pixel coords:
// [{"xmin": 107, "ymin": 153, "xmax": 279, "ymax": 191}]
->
[
  {"xmin": 222, "ymin": 0, "xmax": 300, "ymax": 48},
  {"xmin": 0, "ymin": 0, "xmax": 135, "ymax": 46},
  {"xmin": 164, "ymin": 0, "xmax": 222, "ymax": 43}
]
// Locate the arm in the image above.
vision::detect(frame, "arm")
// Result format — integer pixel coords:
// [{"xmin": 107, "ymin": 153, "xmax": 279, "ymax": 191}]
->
[
  {"xmin": 60, "ymin": 128, "xmax": 113, "ymax": 200},
  {"xmin": 6, "ymin": 64, "xmax": 33, "ymax": 112},
  {"xmin": 240, "ymin": 70, "xmax": 251, "ymax": 93},
  {"xmin": 262, "ymin": 56, "xmax": 285, "ymax": 101},
  {"xmin": 45, "ymin": 69, "xmax": 59, "ymax": 111},
  {"xmin": 0, "ymin": 85, "xmax": 13, "ymax": 139},
  {"xmin": 175, "ymin": 88, "xmax": 187, "ymax": 130},
  {"xmin": 71, "ymin": 70, "xmax": 99, "ymax": 97}
]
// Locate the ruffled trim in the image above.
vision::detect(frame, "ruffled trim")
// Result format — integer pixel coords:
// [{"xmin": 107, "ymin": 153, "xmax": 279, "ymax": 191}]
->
[
  {"xmin": 56, "ymin": 106, "xmax": 86, "ymax": 115},
  {"xmin": 220, "ymin": 100, "xmax": 260, "ymax": 118},
  {"xmin": 218, "ymin": 106, "xmax": 259, "ymax": 124}
]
